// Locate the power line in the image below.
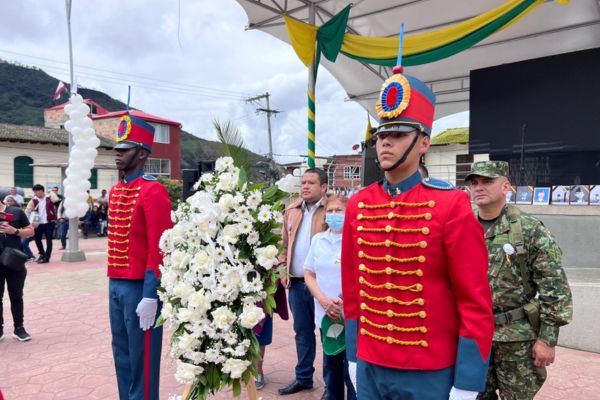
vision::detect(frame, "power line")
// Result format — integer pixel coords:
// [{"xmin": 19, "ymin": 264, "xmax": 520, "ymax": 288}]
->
[{"xmin": 0, "ymin": 48, "xmax": 251, "ymax": 99}]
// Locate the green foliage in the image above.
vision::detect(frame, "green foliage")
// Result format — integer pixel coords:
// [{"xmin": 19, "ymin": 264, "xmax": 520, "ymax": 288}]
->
[
  {"xmin": 157, "ymin": 176, "xmax": 182, "ymax": 210},
  {"xmin": 0, "ymin": 60, "xmax": 280, "ymax": 190},
  {"xmin": 213, "ymin": 119, "xmax": 250, "ymax": 174}
]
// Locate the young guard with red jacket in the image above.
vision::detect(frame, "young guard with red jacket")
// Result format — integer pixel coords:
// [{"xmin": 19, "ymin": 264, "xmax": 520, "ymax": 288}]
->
[
  {"xmin": 341, "ymin": 61, "xmax": 494, "ymax": 399},
  {"xmin": 108, "ymin": 114, "xmax": 172, "ymax": 400}
]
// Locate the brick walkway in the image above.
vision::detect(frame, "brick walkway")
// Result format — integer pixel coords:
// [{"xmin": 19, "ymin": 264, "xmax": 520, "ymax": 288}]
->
[{"xmin": 0, "ymin": 237, "xmax": 598, "ymax": 399}]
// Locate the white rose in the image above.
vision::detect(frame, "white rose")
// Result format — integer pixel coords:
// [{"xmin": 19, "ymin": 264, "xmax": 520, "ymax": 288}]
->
[
  {"xmin": 218, "ymin": 193, "xmax": 237, "ymax": 212},
  {"xmin": 211, "ymin": 306, "xmax": 236, "ymax": 330},
  {"xmin": 216, "ymin": 172, "xmax": 237, "ymax": 192},
  {"xmin": 171, "ymin": 250, "xmax": 190, "ymax": 271},
  {"xmin": 188, "ymin": 291, "xmax": 210, "ymax": 312},
  {"xmin": 222, "ymin": 358, "xmax": 251, "ymax": 379},
  {"xmin": 175, "ymin": 360, "xmax": 204, "ymax": 384},
  {"xmin": 239, "ymin": 304, "xmax": 265, "ymax": 329},
  {"xmin": 222, "ymin": 224, "xmax": 240, "ymax": 244},
  {"xmin": 173, "ymin": 281, "xmax": 195, "ymax": 304},
  {"xmin": 255, "ymin": 245, "xmax": 279, "ymax": 270},
  {"xmin": 194, "ymin": 251, "xmax": 210, "ymax": 267}
]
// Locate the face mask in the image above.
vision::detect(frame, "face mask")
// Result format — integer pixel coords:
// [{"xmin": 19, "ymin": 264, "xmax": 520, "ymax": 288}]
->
[{"xmin": 326, "ymin": 213, "xmax": 345, "ymax": 230}]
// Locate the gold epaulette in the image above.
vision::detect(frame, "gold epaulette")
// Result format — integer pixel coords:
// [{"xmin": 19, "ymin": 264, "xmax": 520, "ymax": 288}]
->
[
  {"xmin": 359, "ymin": 276, "xmax": 422, "ymax": 292},
  {"xmin": 358, "ymin": 251, "xmax": 425, "ymax": 264},
  {"xmin": 358, "ymin": 225, "xmax": 430, "ymax": 235},
  {"xmin": 360, "ymin": 328, "xmax": 428, "ymax": 347},
  {"xmin": 360, "ymin": 296, "xmax": 425, "ymax": 309},
  {"xmin": 357, "ymin": 212, "xmax": 432, "ymax": 221},
  {"xmin": 358, "ymin": 200, "xmax": 435, "ymax": 209},
  {"xmin": 358, "ymin": 238, "xmax": 427, "ymax": 249},
  {"xmin": 359, "ymin": 264, "xmax": 423, "ymax": 277},
  {"xmin": 360, "ymin": 316, "xmax": 427, "ymax": 333}
]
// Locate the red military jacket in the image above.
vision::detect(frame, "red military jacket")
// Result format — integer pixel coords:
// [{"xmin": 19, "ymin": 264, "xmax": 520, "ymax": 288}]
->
[
  {"xmin": 342, "ymin": 178, "xmax": 493, "ymax": 390},
  {"xmin": 107, "ymin": 172, "xmax": 172, "ymax": 298}
]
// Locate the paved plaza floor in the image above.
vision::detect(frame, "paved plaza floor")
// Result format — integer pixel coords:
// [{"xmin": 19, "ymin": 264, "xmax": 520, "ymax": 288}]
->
[{"xmin": 1, "ymin": 237, "xmax": 599, "ymax": 399}]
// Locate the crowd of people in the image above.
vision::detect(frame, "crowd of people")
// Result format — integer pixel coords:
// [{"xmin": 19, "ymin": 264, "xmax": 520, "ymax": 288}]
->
[
  {"xmin": 0, "ymin": 185, "xmax": 110, "ymax": 345},
  {"xmin": 0, "ymin": 66, "xmax": 574, "ymax": 400}
]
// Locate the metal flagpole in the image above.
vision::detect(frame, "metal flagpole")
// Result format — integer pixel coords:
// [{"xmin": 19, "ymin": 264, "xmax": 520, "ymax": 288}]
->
[
  {"xmin": 307, "ymin": 2, "xmax": 316, "ymax": 169},
  {"xmin": 62, "ymin": 0, "xmax": 85, "ymax": 262}
]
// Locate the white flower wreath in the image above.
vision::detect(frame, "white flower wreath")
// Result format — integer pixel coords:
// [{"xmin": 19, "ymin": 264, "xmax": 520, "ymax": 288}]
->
[{"xmin": 158, "ymin": 157, "xmax": 287, "ymax": 399}]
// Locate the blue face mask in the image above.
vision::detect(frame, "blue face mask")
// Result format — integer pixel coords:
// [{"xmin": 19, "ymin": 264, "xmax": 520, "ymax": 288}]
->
[{"xmin": 326, "ymin": 213, "xmax": 345, "ymax": 230}]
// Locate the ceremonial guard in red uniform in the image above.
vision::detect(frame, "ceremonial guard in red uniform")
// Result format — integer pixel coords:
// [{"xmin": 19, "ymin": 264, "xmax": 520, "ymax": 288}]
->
[
  {"xmin": 341, "ymin": 60, "xmax": 494, "ymax": 399},
  {"xmin": 108, "ymin": 114, "xmax": 173, "ymax": 400}
]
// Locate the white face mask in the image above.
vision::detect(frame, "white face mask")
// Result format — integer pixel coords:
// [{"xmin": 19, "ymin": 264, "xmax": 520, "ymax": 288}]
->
[{"xmin": 326, "ymin": 213, "xmax": 345, "ymax": 230}]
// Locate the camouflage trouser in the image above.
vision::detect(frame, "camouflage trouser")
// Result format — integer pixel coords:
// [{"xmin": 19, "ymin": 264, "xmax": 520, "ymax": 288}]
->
[{"xmin": 477, "ymin": 341, "xmax": 546, "ymax": 400}]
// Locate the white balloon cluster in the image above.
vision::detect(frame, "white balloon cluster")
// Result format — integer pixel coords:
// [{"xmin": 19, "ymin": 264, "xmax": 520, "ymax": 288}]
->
[
  {"xmin": 62, "ymin": 94, "xmax": 101, "ymax": 219},
  {"xmin": 276, "ymin": 174, "xmax": 301, "ymax": 194}
]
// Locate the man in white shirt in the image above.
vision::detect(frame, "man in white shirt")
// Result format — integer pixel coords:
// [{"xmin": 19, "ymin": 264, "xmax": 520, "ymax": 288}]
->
[{"xmin": 279, "ymin": 169, "xmax": 329, "ymax": 396}]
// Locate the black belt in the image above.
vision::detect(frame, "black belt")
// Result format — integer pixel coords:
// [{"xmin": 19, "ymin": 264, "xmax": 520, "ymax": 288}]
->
[
  {"xmin": 494, "ymin": 307, "xmax": 526, "ymax": 326},
  {"xmin": 290, "ymin": 277, "xmax": 305, "ymax": 282}
]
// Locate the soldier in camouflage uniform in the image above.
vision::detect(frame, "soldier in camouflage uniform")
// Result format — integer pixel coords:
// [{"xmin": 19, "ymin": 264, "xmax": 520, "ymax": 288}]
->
[{"xmin": 466, "ymin": 161, "xmax": 573, "ymax": 400}]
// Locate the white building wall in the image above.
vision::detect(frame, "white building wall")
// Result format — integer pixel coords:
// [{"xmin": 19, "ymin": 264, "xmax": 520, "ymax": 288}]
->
[
  {"xmin": 424, "ymin": 143, "xmax": 468, "ymax": 185},
  {"xmin": 0, "ymin": 142, "xmax": 118, "ymax": 197}
]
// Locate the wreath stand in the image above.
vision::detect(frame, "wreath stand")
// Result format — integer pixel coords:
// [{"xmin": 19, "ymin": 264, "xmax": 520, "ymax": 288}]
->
[{"xmin": 182, "ymin": 380, "xmax": 259, "ymax": 400}]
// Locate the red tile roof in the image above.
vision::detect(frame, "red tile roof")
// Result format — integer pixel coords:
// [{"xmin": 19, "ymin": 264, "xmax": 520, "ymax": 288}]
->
[
  {"xmin": 44, "ymin": 99, "xmax": 109, "ymax": 115},
  {"xmin": 91, "ymin": 109, "xmax": 182, "ymax": 127}
]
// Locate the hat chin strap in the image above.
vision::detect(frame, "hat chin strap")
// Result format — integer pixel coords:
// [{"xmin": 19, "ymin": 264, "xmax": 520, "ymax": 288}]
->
[{"xmin": 376, "ymin": 131, "xmax": 420, "ymax": 172}]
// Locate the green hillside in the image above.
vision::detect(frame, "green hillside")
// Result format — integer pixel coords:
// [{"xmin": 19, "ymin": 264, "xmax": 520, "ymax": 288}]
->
[{"xmin": 0, "ymin": 60, "xmax": 271, "ymax": 179}]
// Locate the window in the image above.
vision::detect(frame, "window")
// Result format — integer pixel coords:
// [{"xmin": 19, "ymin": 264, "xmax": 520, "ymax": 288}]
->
[
  {"xmin": 89, "ymin": 168, "xmax": 98, "ymax": 189},
  {"xmin": 456, "ymin": 154, "xmax": 474, "ymax": 187},
  {"xmin": 344, "ymin": 165, "xmax": 361, "ymax": 180},
  {"xmin": 150, "ymin": 123, "xmax": 170, "ymax": 144},
  {"xmin": 14, "ymin": 156, "xmax": 34, "ymax": 188},
  {"xmin": 145, "ymin": 158, "xmax": 171, "ymax": 177}
]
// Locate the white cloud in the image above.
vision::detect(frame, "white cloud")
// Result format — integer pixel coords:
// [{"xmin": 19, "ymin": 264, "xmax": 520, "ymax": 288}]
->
[{"xmin": 0, "ymin": 1, "xmax": 405, "ymax": 166}]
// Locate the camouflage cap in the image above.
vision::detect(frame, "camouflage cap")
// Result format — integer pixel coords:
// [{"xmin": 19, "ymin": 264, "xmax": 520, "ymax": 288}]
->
[{"xmin": 465, "ymin": 160, "xmax": 509, "ymax": 182}]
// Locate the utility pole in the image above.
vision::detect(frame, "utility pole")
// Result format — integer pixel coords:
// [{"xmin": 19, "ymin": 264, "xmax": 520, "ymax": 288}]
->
[{"xmin": 246, "ymin": 92, "xmax": 280, "ymax": 161}]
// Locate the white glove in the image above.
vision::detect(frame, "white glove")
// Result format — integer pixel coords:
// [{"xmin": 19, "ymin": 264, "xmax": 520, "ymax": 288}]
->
[
  {"xmin": 348, "ymin": 361, "xmax": 357, "ymax": 393},
  {"xmin": 449, "ymin": 386, "xmax": 479, "ymax": 400},
  {"xmin": 136, "ymin": 298, "xmax": 158, "ymax": 330}
]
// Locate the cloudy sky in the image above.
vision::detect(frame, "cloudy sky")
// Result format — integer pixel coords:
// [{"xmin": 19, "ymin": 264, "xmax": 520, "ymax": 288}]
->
[{"xmin": 0, "ymin": 0, "xmax": 467, "ymax": 164}]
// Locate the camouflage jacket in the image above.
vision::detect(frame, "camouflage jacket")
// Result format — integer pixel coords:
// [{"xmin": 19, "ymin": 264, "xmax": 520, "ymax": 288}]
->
[{"xmin": 479, "ymin": 204, "xmax": 572, "ymax": 344}]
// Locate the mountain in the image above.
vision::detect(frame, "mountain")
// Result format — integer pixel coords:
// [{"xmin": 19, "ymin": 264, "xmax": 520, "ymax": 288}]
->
[{"xmin": 0, "ymin": 60, "xmax": 273, "ymax": 178}]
